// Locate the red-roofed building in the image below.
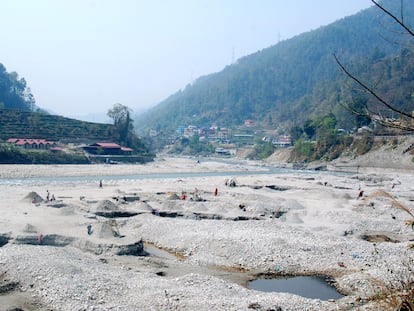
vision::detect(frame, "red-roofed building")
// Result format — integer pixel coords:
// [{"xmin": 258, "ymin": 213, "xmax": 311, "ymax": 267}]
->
[
  {"xmin": 93, "ymin": 142, "xmax": 121, "ymax": 148},
  {"xmin": 244, "ymin": 119, "xmax": 254, "ymax": 126},
  {"xmin": 7, "ymin": 138, "xmax": 56, "ymax": 150},
  {"xmin": 82, "ymin": 142, "xmax": 133, "ymax": 155}
]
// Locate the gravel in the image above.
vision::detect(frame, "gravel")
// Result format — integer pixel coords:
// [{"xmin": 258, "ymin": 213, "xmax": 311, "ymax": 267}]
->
[{"xmin": 0, "ymin": 160, "xmax": 413, "ymax": 310}]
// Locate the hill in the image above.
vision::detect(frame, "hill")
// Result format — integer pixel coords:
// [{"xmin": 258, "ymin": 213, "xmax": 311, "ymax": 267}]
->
[
  {"xmin": 0, "ymin": 109, "xmax": 118, "ymax": 143},
  {"xmin": 136, "ymin": 0, "xmax": 414, "ymax": 134}
]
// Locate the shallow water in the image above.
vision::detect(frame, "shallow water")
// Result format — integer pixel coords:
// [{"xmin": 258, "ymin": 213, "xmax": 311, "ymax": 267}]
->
[
  {"xmin": 0, "ymin": 167, "xmax": 292, "ymax": 186},
  {"xmin": 248, "ymin": 276, "xmax": 344, "ymax": 300},
  {"xmin": 0, "ymin": 164, "xmax": 349, "ymax": 186},
  {"xmin": 144, "ymin": 244, "xmax": 180, "ymax": 260}
]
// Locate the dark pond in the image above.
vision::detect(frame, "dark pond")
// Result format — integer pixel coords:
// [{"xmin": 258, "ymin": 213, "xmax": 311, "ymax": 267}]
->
[{"xmin": 248, "ymin": 276, "xmax": 344, "ymax": 301}]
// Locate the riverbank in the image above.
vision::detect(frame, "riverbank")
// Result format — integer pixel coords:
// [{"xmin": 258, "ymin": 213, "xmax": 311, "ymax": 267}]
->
[{"xmin": 0, "ymin": 157, "xmax": 413, "ymax": 310}]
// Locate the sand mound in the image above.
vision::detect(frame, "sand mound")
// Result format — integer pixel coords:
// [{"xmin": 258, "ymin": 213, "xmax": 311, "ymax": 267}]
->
[
  {"xmin": 283, "ymin": 199, "xmax": 305, "ymax": 210},
  {"xmin": 133, "ymin": 202, "xmax": 153, "ymax": 212},
  {"xmin": 22, "ymin": 192, "xmax": 43, "ymax": 203},
  {"xmin": 248, "ymin": 204, "xmax": 281, "ymax": 216},
  {"xmin": 284, "ymin": 212, "xmax": 304, "ymax": 223},
  {"xmin": 23, "ymin": 224, "xmax": 38, "ymax": 233},
  {"xmin": 60, "ymin": 205, "xmax": 75, "ymax": 215},
  {"xmin": 95, "ymin": 200, "xmax": 119, "ymax": 212},
  {"xmin": 211, "ymin": 205, "xmax": 228, "ymax": 214},
  {"xmin": 162, "ymin": 200, "xmax": 184, "ymax": 211},
  {"xmin": 192, "ymin": 203, "xmax": 208, "ymax": 212},
  {"xmin": 167, "ymin": 193, "xmax": 180, "ymax": 200},
  {"xmin": 96, "ymin": 221, "xmax": 121, "ymax": 238}
]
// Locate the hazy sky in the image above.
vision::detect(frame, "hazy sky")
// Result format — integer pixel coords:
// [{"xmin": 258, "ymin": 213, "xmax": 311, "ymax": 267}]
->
[{"xmin": 0, "ymin": 0, "xmax": 373, "ymax": 120}]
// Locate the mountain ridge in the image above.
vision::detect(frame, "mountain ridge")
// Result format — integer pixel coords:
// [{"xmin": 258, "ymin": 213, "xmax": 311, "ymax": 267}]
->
[{"xmin": 136, "ymin": 0, "xmax": 413, "ymax": 134}]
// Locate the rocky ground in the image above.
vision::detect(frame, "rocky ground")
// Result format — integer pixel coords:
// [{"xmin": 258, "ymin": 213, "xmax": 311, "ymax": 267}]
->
[
  {"xmin": 0, "ymin": 153, "xmax": 413, "ymax": 310},
  {"xmin": 267, "ymin": 135, "xmax": 414, "ymax": 173}
]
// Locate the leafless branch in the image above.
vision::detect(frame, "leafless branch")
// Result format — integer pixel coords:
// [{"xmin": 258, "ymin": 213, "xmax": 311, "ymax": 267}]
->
[
  {"xmin": 334, "ymin": 54, "xmax": 413, "ymax": 120},
  {"xmin": 335, "ymin": 1, "xmax": 414, "ymax": 132},
  {"xmin": 371, "ymin": 0, "xmax": 414, "ymax": 37}
]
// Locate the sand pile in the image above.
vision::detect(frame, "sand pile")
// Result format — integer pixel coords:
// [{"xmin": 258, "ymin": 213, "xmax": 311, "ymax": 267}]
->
[
  {"xmin": 94, "ymin": 199, "xmax": 139, "ymax": 218},
  {"xmin": 96, "ymin": 221, "xmax": 121, "ymax": 239},
  {"xmin": 95, "ymin": 200, "xmax": 118, "ymax": 212},
  {"xmin": 22, "ymin": 224, "xmax": 38, "ymax": 233},
  {"xmin": 22, "ymin": 191, "xmax": 43, "ymax": 203},
  {"xmin": 167, "ymin": 192, "xmax": 180, "ymax": 200},
  {"xmin": 133, "ymin": 201, "xmax": 153, "ymax": 212}
]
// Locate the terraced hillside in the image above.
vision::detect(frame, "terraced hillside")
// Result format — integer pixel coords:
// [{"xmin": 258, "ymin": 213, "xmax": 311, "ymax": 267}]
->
[{"xmin": 0, "ymin": 109, "xmax": 118, "ymax": 143}]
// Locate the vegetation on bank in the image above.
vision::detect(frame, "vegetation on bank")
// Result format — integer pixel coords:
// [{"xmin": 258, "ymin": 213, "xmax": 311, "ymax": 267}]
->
[
  {"xmin": 244, "ymin": 111, "xmax": 372, "ymax": 162},
  {"xmin": 168, "ymin": 135, "xmax": 215, "ymax": 156},
  {"xmin": 247, "ymin": 139, "xmax": 275, "ymax": 160},
  {"xmin": 289, "ymin": 133, "xmax": 375, "ymax": 163},
  {"xmin": 0, "ymin": 144, "xmax": 89, "ymax": 164},
  {"xmin": 286, "ymin": 112, "xmax": 374, "ymax": 162}
]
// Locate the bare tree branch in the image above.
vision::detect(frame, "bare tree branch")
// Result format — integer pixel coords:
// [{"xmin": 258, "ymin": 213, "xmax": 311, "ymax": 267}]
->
[
  {"xmin": 334, "ymin": 54, "xmax": 414, "ymax": 120},
  {"xmin": 334, "ymin": 1, "xmax": 414, "ymax": 133},
  {"xmin": 372, "ymin": 0, "xmax": 414, "ymax": 37}
]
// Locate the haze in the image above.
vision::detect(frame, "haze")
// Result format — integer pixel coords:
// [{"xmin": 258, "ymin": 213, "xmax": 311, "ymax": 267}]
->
[{"xmin": 0, "ymin": 0, "xmax": 372, "ymax": 121}]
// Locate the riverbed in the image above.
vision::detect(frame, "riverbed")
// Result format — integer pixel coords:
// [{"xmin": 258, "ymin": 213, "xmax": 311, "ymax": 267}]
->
[{"xmin": 0, "ymin": 157, "xmax": 413, "ymax": 310}]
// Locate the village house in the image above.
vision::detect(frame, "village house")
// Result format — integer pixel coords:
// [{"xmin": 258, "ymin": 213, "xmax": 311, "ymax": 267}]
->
[
  {"xmin": 6, "ymin": 138, "xmax": 56, "ymax": 150},
  {"xmin": 82, "ymin": 142, "xmax": 133, "ymax": 155},
  {"xmin": 244, "ymin": 119, "xmax": 254, "ymax": 126},
  {"xmin": 272, "ymin": 135, "xmax": 292, "ymax": 147}
]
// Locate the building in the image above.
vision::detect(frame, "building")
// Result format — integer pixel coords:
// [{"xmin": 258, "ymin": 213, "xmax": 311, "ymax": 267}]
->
[
  {"xmin": 244, "ymin": 120, "xmax": 254, "ymax": 126},
  {"xmin": 272, "ymin": 135, "xmax": 292, "ymax": 147},
  {"xmin": 82, "ymin": 142, "xmax": 133, "ymax": 155},
  {"xmin": 215, "ymin": 147, "xmax": 231, "ymax": 156},
  {"xmin": 6, "ymin": 138, "xmax": 56, "ymax": 150}
]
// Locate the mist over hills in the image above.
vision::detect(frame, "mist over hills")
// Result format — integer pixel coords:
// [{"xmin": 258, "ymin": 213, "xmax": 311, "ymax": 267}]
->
[{"xmin": 135, "ymin": 0, "xmax": 414, "ymax": 134}]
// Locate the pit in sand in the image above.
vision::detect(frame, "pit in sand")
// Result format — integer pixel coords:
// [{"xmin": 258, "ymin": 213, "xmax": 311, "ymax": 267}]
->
[{"xmin": 248, "ymin": 275, "xmax": 344, "ymax": 301}]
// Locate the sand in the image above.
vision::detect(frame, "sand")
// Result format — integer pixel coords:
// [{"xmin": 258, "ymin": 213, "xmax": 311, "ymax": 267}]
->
[{"xmin": 0, "ymin": 156, "xmax": 413, "ymax": 310}]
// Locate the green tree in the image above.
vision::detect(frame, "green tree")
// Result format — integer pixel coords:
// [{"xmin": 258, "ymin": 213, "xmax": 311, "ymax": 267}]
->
[
  {"xmin": 303, "ymin": 119, "xmax": 316, "ymax": 139},
  {"xmin": 248, "ymin": 139, "xmax": 275, "ymax": 160},
  {"xmin": 0, "ymin": 63, "xmax": 36, "ymax": 110},
  {"xmin": 289, "ymin": 125, "xmax": 304, "ymax": 143},
  {"xmin": 347, "ymin": 97, "xmax": 371, "ymax": 129},
  {"xmin": 108, "ymin": 104, "xmax": 153, "ymax": 157},
  {"xmin": 190, "ymin": 135, "xmax": 200, "ymax": 150},
  {"xmin": 107, "ymin": 103, "xmax": 133, "ymax": 147},
  {"xmin": 293, "ymin": 138, "xmax": 313, "ymax": 160}
]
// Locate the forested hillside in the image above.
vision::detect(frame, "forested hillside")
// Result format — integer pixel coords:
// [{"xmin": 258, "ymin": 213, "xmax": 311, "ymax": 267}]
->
[
  {"xmin": 136, "ymin": 0, "xmax": 414, "ymax": 133},
  {"xmin": 0, "ymin": 63, "xmax": 36, "ymax": 111}
]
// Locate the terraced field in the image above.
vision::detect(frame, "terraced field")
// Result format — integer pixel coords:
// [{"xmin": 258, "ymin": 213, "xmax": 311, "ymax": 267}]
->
[{"xmin": 0, "ymin": 109, "xmax": 118, "ymax": 142}]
